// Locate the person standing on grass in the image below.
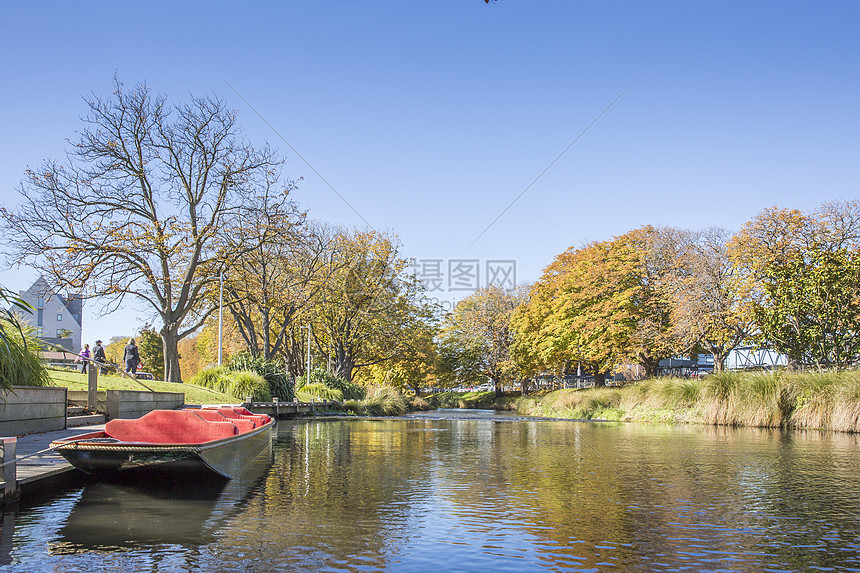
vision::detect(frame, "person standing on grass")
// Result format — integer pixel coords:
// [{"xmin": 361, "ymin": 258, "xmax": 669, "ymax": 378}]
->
[
  {"xmin": 93, "ymin": 339, "xmax": 107, "ymax": 375},
  {"xmin": 76, "ymin": 343, "xmax": 91, "ymax": 374},
  {"xmin": 123, "ymin": 338, "xmax": 141, "ymax": 374}
]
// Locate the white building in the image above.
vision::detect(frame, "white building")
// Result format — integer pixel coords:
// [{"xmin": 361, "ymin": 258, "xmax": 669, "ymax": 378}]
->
[{"xmin": 17, "ymin": 276, "xmax": 83, "ymax": 353}]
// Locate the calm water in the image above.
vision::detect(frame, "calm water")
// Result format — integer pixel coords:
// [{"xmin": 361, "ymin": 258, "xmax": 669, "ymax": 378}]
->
[{"xmin": 3, "ymin": 410, "xmax": 860, "ymax": 572}]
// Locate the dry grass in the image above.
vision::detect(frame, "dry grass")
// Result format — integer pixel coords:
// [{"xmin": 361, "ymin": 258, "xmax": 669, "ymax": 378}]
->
[{"xmin": 514, "ymin": 370, "xmax": 860, "ymax": 433}]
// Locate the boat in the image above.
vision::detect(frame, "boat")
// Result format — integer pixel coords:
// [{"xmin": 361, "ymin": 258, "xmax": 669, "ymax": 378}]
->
[
  {"xmin": 52, "ymin": 446, "xmax": 273, "ymax": 552},
  {"xmin": 50, "ymin": 407, "xmax": 274, "ymax": 479}
]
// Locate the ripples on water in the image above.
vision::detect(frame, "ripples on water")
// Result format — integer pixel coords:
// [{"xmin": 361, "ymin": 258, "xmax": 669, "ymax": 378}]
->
[{"xmin": 4, "ymin": 411, "xmax": 860, "ymax": 572}]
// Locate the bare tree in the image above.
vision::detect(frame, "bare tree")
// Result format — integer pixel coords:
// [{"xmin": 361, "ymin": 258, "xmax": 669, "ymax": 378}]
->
[
  {"xmin": 1, "ymin": 78, "xmax": 284, "ymax": 382},
  {"xmin": 665, "ymin": 227, "xmax": 750, "ymax": 371}
]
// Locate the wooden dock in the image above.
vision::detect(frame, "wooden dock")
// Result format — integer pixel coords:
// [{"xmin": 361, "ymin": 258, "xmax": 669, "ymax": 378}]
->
[
  {"xmin": 245, "ymin": 399, "xmax": 337, "ymax": 418},
  {"xmin": 0, "ymin": 400, "xmax": 333, "ymax": 506}
]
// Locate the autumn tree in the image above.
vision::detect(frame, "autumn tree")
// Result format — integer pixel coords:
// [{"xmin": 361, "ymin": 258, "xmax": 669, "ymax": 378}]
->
[
  {"xmin": 659, "ymin": 227, "xmax": 749, "ymax": 371},
  {"xmin": 103, "ymin": 335, "xmax": 130, "ymax": 369},
  {"xmin": 511, "ymin": 242, "xmax": 620, "ymax": 386},
  {"xmin": 1, "ymin": 78, "xmax": 285, "ymax": 382},
  {"xmin": 356, "ymin": 316, "xmax": 438, "ymax": 395},
  {"xmin": 307, "ymin": 229, "xmax": 426, "ymax": 382},
  {"xmin": 512, "ymin": 227, "xmax": 676, "ymax": 385},
  {"xmin": 437, "ymin": 284, "xmax": 526, "ymax": 395},
  {"xmin": 223, "ymin": 217, "xmax": 340, "ymax": 370}
]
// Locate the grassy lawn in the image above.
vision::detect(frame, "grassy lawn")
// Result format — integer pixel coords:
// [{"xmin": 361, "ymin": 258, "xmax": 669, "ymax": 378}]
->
[{"xmin": 48, "ymin": 368, "xmax": 237, "ymax": 405}]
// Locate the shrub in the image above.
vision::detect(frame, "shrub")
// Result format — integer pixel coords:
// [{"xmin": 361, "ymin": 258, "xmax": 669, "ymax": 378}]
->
[
  {"xmin": 188, "ymin": 366, "xmax": 229, "ymax": 393},
  {"xmin": 832, "ymin": 371, "xmax": 860, "ymax": 432},
  {"xmin": 299, "ymin": 382, "xmax": 343, "ymax": 401},
  {"xmin": 297, "ymin": 368, "xmax": 365, "ymax": 400},
  {"xmin": 362, "ymin": 387, "xmax": 407, "ymax": 416},
  {"xmin": 788, "ymin": 372, "xmax": 837, "ymax": 430},
  {"xmin": 407, "ymin": 396, "xmax": 430, "ymax": 411},
  {"xmin": 228, "ymin": 369, "xmax": 271, "ymax": 401},
  {"xmin": 0, "ymin": 319, "xmax": 51, "ymax": 390},
  {"xmin": 330, "ymin": 387, "xmax": 409, "ymax": 416},
  {"xmin": 188, "ymin": 366, "xmax": 270, "ymax": 401},
  {"xmin": 228, "ymin": 353, "xmax": 294, "ymax": 401}
]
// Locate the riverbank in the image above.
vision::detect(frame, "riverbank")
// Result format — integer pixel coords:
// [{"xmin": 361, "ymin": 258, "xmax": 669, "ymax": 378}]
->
[{"xmin": 422, "ymin": 370, "xmax": 860, "ymax": 433}]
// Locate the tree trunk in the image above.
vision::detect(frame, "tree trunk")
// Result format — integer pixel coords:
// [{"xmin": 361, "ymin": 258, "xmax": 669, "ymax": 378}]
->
[
  {"xmin": 332, "ymin": 342, "xmax": 355, "ymax": 382},
  {"xmin": 160, "ymin": 326, "xmax": 183, "ymax": 383},
  {"xmin": 712, "ymin": 349, "xmax": 727, "ymax": 372}
]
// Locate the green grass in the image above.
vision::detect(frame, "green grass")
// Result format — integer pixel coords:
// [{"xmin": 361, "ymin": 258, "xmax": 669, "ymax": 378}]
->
[{"xmin": 48, "ymin": 368, "xmax": 237, "ymax": 405}]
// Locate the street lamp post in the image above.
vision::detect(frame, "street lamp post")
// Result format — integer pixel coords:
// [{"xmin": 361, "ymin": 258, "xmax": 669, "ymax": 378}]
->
[
  {"xmin": 301, "ymin": 324, "xmax": 311, "ymax": 380},
  {"xmin": 218, "ymin": 271, "xmax": 224, "ymax": 366}
]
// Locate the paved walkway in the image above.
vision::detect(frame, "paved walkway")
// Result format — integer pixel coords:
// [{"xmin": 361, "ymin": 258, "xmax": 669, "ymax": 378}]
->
[{"xmin": 13, "ymin": 423, "xmax": 104, "ymax": 486}]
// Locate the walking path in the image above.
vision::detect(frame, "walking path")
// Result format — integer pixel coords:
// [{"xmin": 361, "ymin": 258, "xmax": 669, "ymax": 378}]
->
[{"xmin": 9, "ymin": 422, "xmax": 104, "ymax": 490}]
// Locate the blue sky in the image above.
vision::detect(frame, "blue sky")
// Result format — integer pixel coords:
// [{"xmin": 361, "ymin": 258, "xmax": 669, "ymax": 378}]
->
[{"xmin": 1, "ymin": 1, "xmax": 858, "ymax": 344}]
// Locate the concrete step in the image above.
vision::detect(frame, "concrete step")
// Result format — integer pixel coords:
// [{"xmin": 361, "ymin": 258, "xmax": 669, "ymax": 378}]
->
[{"xmin": 67, "ymin": 414, "xmax": 106, "ymax": 427}]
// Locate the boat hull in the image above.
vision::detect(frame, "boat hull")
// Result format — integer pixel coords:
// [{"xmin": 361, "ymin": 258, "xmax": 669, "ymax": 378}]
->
[{"xmin": 53, "ymin": 419, "xmax": 274, "ymax": 479}]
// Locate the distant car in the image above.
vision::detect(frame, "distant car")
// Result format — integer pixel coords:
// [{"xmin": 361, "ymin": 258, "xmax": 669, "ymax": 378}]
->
[{"xmin": 134, "ymin": 372, "xmax": 154, "ymax": 380}]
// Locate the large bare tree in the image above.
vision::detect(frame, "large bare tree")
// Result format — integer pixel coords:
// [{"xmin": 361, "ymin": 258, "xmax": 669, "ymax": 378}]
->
[{"xmin": 1, "ymin": 78, "xmax": 283, "ymax": 382}]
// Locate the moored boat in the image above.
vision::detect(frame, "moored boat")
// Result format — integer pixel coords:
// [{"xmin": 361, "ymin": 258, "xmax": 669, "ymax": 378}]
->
[{"xmin": 51, "ymin": 407, "xmax": 274, "ymax": 479}]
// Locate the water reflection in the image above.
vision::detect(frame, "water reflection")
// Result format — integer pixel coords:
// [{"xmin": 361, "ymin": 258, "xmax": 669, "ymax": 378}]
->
[
  {"xmin": 5, "ymin": 412, "xmax": 860, "ymax": 571},
  {"xmin": 51, "ymin": 480, "xmax": 223, "ymax": 551}
]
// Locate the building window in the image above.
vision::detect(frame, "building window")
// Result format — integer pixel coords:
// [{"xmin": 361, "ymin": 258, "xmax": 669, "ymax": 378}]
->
[
  {"xmin": 35, "ymin": 328, "xmax": 43, "ymax": 337},
  {"xmin": 57, "ymin": 314, "xmax": 63, "ymax": 322},
  {"xmin": 57, "ymin": 329, "xmax": 65, "ymax": 338},
  {"xmin": 37, "ymin": 297, "xmax": 44, "ymax": 308},
  {"xmin": 37, "ymin": 308, "xmax": 44, "ymax": 327}
]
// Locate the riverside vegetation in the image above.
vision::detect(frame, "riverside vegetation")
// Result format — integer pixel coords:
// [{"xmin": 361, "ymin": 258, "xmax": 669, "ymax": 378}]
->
[
  {"xmin": 41, "ymin": 364, "xmax": 860, "ymax": 433},
  {"xmin": 506, "ymin": 370, "xmax": 860, "ymax": 432}
]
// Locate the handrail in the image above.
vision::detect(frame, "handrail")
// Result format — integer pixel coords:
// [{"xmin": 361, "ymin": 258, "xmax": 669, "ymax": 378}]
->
[{"xmin": 39, "ymin": 340, "xmax": 135, "ymax": 379}]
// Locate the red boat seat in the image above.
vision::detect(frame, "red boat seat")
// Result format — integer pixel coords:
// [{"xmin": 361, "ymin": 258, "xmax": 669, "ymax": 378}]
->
[
  {"xmin": 233, "ymin": 407, "xmax": 272, "ymax": 425},
  {"xmin": 216, "ymin": 407, "xmax": 270, "ymax": 428},
  {"xmin": 105, "ymin": 410, "xmax": 238, "ymax": 444},
  {"xmin": 197, "ymin": 408, "xmax": 255, "ymax": 433}
]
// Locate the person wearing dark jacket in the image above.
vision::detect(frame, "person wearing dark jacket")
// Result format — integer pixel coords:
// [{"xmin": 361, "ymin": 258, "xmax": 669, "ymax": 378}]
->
[
  {"xmin": 123, "ymin": 339, "xmax": 141, "ymax": 374},
  {"xmin": 93, "ymin": 339, "xmax": 107, "ymax": 375}
]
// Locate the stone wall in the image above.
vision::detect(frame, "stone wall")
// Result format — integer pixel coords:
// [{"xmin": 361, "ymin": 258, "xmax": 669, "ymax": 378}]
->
[
  {"xmin": 67, "ymin": 390, "xmax": 107, "ymax": 413},
  {"xmin": 0, "ymin": 386, "xmax": 67, "ymax": 436},
  {"xmin": 106, "ymin": 390, "xmax": 184, "ymax": 420}
]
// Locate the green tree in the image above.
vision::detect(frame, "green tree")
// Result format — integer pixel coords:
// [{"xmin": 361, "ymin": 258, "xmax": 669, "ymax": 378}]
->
[
  {"xmin": 137, "ymin": 324, "xmax": 165, "ymax": 379},
  {"xmin": 729, "ymin": 200, "xmax": 860, "ymax": 369},
  {"xmin": 755, "ymin": 248, "xmax": 860, "ymax": 370}
]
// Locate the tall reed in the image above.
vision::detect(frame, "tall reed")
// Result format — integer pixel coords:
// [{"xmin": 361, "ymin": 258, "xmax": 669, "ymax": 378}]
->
[{"xmin": 514, "ymin": 370, "xmax": 860, "ymax": 432}]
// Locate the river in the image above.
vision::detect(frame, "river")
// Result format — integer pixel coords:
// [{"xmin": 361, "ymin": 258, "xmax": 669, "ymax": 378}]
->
[{"xmin": 3, "ymin": 409, "xmax": 860, "ymax": 572}]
